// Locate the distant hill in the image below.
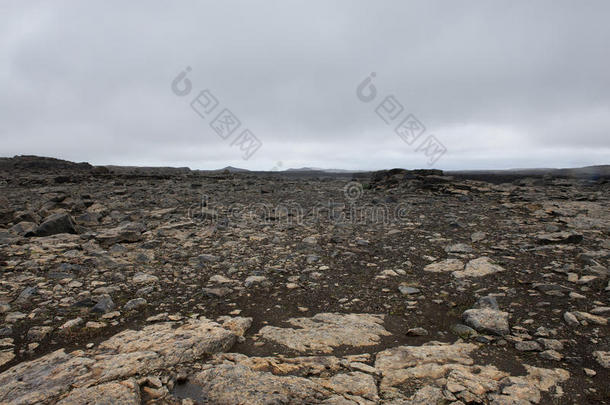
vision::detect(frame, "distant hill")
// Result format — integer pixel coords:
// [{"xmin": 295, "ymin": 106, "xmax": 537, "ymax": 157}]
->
[
  {"xmin": 448, "ymin": 165, "xmax": 610, "ymax": 183},
  {"xmin": 0, "ymin": 155, "xmax": 92, "ymax": 171},
  {"xmin": 286, "ymin": 167, "xmax": 364, "ymax": 174},
  {"xmin": 103, "ymin": 165, "xmax": 191, "ymax": 175},
  {"xmin": 218, "ymin": 166, "xmax": 250, "ymax": 173}
]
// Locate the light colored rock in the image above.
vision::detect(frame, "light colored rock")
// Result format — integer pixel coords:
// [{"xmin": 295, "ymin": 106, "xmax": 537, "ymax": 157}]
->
[
  {"xmin": 593, "ymin": 351, "xmax": 610, "ymax": 368},
  {"xmin": 59, "ymin": 317, "xmax": 83, "ymax": 331},
  {"xmin": 218, "ymin": 316, "xmax": 253, "ymax": 337},
  {"xmin": 244, "ymin": 275, "xmax": 267, "ymax": 286},
  {"xmin": 132, "ymin": 272, "xmax": 158, "ymax": 284},
  {"xmin": 27, "ymin": 326, "xmax": 53, "ymax": 341},
  {"xmin": 0, "ymin": 349, "xmax": 96, "ymax": 404},
  {"xmin": 462, "ymin": 308, "xmax": 510, "ymax": 335},
  {"xmin": 540, "ymin": 350, "xmax": 563, "ymax": 361},
  {"xmin": 259, "ymin": 313, "xmax": 390, "ymax": 353},
  {"xmin": 123, "ymin": 298, "xmax": 147, "ymax": 311},
  {"xmin": 208, "ymin": 274, "xmax": 235, "ymax": 284},
  {"xmin": 584, "ymin": 368, "xmax": 597, "ymax": 377},
  {"xmin": 590, "ymin": 306, "xmax": 610, "ymax": 315},
  {"xmin": 375, "ymin": 341, "xmax": 569, "ymax": 404},
  {"xmin": 0, "ymin": 350, "xmax": 14, "ymax": 367},
  {"xmin": 56, "ymin": 379, "xmax": 141, "ymax": 405},
  {"xmin": 563, "ymin": 311, "xmax": 580, "ymax": 326},
  {"xmin": 471, "ymin": 231, "xmax": 487, "ymax": 243},
  {"xmin": 572, "ymin": 311, "xmax": 607, "ymax": 325},
  {"xmin": 515, "ymin": 341, "xmax": 542, "ymax": 352},
  {"xmin": 314, "ymin": 371, "xmax": 378, "ymax": 401},
  {"xmin": 404, "ymin": 385, "xmax": 444, "ymax": 404},
  {"xmin": 193, "ymin": 363, "xmax": 329, "ymax": 404},
  {"xmin": 191, "ymin": 352, "xmax": 378, "ymax": 404},
  {"xmin": 453, "ymin": 257, "xmax": 505, "ymax": 278},
  {"xmin": 424, "ymin": 259, "xmax": 464, "ymax": 273},
  {"xmin": 445, "ymin": 243, "xmax": 473, "ymax": 253},
  {"xmin": 5, "ymin": 312, "xmax": 26, "ymax": 323},
  {"xmin": 0, "ymin": 317, "xmax": 248, "ymax": 404},
  {"xmin": 96, "ymin": 222, "xmax": 146, "ymax": 246},
  {"xmin": 536, "ymin": 231, "xmax": 583, "ymax": 244}
]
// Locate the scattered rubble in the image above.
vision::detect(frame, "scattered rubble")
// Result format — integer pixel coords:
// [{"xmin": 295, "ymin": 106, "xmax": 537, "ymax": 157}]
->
[{"xmin": 0, "ymin": 158, "xmax": 608, "ymax": 403}]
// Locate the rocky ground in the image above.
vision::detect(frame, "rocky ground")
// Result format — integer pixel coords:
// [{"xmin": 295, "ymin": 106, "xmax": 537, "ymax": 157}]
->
[{"xmin": 0, "ymin": 156, "xmax": 608, "ymax": 404}]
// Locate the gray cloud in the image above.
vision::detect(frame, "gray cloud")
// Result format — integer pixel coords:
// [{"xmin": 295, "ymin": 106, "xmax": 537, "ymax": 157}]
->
[{"xmin": 1, "ymin": 0, "xmax": 609, "ymax": 170}]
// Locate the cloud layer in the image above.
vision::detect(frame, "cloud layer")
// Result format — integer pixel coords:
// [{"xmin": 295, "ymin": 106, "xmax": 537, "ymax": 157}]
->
[{"xmin": 1, "ymin": 0, "xmax": 609, "ymax": 170}]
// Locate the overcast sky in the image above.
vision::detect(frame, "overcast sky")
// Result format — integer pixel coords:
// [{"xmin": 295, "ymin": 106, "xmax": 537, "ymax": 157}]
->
[{"xmin": 1, "ymin": 1, "xmax": 609, "ymax": 170}]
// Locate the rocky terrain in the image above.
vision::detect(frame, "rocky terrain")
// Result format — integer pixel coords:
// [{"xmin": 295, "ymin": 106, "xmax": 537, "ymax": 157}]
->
[{"xmin": 0, "ymin": 156, "xmax": 608, "ymax": 404}]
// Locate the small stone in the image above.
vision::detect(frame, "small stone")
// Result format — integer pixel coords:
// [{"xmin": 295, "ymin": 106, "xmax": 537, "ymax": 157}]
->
[
  {"xmin": 471, "ymin": 231, "xmax": 486, "ymax": 243},
  {"xmin": 445, "ymin": 243, "xmax": 473, "ymax": 253},
  {"xmin": 424, "ymin": 259, "xmax": 464, "ymax": 273},
  {"xmin": 593, "ymin": 351, "xmax": 610, "ymax": 369},
  {"xmin": 91, "ymin": 296, "xmax": 115, "ymax": 314},
  {"xmin": 27, "ymin": 326, "xmax": 53, "ymax": 341},
  {"xmin": 584, "ymin": 368, "xmax": 597, "ymax": 377},
  {"xmin": 302, "ymin": 236, "xmax": 317, "ymax": 245},
  {"xmin": 133, "ymin": 273, "xmax": 159, "ymax": 284},
  {"xmin": 536, "ymin": 231, "xmax": 583, "ymax": 245},
  {"xmin": 563, "ymin": 312, "xmax": 579, "ymax": 326},
  {"xmin": 244, "ymin": 276, "xmax": 267, "ymax": 287},
  {"xmin": 5, "ymin": 312, "xmax": 27, "ymax": 323},
  {"xmin": 85, "ymin": 321, "xmax": 106, "ymax": 329},
  {"xmin": 475, "ymin": 295, "xmax": 499, "ymax": 310},
  {"xmin": 203, "ymin": 287, "xmax": 232, "ymax": 297},
  {"xmin": 453, "ymin": 257, "xmax": 505, "ymax": 278},
  {"xmin": 398, "ymin": 285, "xmax": 420, "ymax": 295},
  {"xmin": 462, "ymin": 308, "xmax": 509, "ymax": 336},
  {"xmin": 146, "ymin": 313, "xmax": 169, "ymax": 322},
  {"xmin": 515, "ymin": 341, "xmax": 542, "ymax": 351},
  {"xmin": 102, "ymin": 311, "xmax": 121, "ymax": 319},
  {"xmin": 209, "ymin": 274, "xmax": 234, "ymax": 284},
  {"xmin": 540, "ymin": 350, "xmax": 563, "ymax": 361},
  {"xmin": 407, "ymin": 327, "xmax": 428, "ymax": 336},
  {"xmin": 59, "ymin": 317, "xmax": 83, "ymax": 331},
  {"xmin": 538, "ymin": 338, "xmax": 564, "ymax": 351},
  {"xmin": 451, "ymin": 323, "xmax": 478, "ymax": 339},
  {"xmin": 123, "ymin": 298, "xmax": 147, "ymax": 311}
]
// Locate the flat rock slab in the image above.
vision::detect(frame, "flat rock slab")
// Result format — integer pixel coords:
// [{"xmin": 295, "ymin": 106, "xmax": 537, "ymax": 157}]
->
[
  {"xmin": 424, "ymin": 258, "xmax": 464, "ymax": 273},
  {"xmin": 453, "ymin": 257, "xmax": 505, "ymax": 278},
  {"xmin": 185, "ymin": 342, "xmax": 571, "ymax": 405},
  {"xmin": 56, "ymin": 379, "xmax": 141, "ymax": 405},
  {"xmin": 536, "ymin": 231, "xmax": 583, "ymax": 245},
  {"xmin": 189, "ymin": 352, "xmax": 378, "ymax": 404},
  {"xmin": 374, "ymin": 341, "xmax": 569, "ymax": 404},
  {"xmin": 0, "ymin": 316, "xmax": 251, "ymax": 404},
  {"xmin": 462, "ymin": 308, "xmax": 510, "ymax": 336},
  {"xmin": 423, "ymin": 257, "xmax": 505, "ymax": 278},
  {"xmin": 258, "ymin": 313, "xmax": 391, "ymax": 353}
]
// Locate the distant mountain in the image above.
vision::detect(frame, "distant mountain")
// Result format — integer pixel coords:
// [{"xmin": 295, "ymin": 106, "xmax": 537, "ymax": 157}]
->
[
  {"xmin": 285, "ymin": 167, "xmax": 364, "ymax": 173},
  {"xmin": 449, "ymin": 165, "xmax": 610, "ymax": 178},
  {"xmin": 218, "ymin": 166, "xmax": 250, "ymax": 173},
  {"xmin": 448, "ymin": 165, "xmax": 610, "ymax": 183},
  {"xmin": 103, "ymin": 165, "xmax": 191, "ymax": 175}
]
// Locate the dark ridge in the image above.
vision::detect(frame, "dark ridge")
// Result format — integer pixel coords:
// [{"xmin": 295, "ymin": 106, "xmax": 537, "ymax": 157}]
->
[{"xmin": 0, "ymin": 155, "xmax": 92, "ymax": 171}]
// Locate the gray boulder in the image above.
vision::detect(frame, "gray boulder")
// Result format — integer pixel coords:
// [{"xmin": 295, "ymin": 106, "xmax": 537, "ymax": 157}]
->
[
  {"xmin": 462, "ymin": 308, "xmax": 509, "ymax": 336},
  {"xmin": 28, "ymin": 212, "xmax": 77, "ymax": 237}
]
